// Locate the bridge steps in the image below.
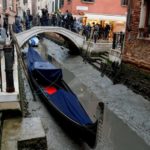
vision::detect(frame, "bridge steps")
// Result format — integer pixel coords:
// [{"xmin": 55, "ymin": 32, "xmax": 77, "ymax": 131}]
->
[{"xmin": 83, "ymin": 51, "xmax": 109, "ymax": 71}]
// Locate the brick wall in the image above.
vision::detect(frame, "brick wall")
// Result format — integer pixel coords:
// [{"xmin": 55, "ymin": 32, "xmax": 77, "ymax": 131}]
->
[{"xmin": 123, "ymin": 0, "xmax": 150, "ymax": 70}]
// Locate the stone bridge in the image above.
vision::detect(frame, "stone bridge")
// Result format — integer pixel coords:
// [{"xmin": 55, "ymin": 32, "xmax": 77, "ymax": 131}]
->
[{"xmin": 14, "ymin": 26, "xmax": 86, "ymax": 49}]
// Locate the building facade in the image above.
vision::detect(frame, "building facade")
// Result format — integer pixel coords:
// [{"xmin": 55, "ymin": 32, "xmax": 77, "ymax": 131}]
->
[
  {"xmin": 17, "ymin": 0, "xmax": 29, "ymax": 19},
  {"xmin": 17, "ymin": 0, "xmax": 37, "ymax": 19},
  {"xmin": 0, "ymin": 0, "xmax": 17, "ymax": 25},
  {"xmin": 36, "ymin": 0, "xmax": 59, "ymax": 14},
  {"xmin": 123, "ymin": 0, "xmax": 150, "ymax": 70},
  {"xmin": 60, "ymin": 0, "xmax": 127, "ymax": 32}
]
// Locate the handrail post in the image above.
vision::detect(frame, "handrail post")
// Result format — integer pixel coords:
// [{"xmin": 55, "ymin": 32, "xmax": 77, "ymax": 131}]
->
[
  {"xmin": 3, "ymin": 44, "xmax": 15, "ymax": 92},
  {"xmin": 112, "ymin": 33, "xmax": 116, "ymax": 49}
]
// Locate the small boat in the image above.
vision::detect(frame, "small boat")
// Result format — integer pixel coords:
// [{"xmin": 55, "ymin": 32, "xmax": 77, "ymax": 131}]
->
[
  {"xmin": 28, "ymin": 36, "xmax": 39, "ymax": 47},
  {"xmin": 26, "ymin": 46, "xmax": 97, "ymax": 147}
]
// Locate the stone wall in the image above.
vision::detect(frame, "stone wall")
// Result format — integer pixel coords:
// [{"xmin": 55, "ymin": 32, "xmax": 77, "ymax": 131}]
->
[
  {"xmin": 123, "ymin": 0, "xmax": 150, "ymax": 70},
  {"xmin": 96, "ymin": 106, "xmax": 150, "ymax": 150}
]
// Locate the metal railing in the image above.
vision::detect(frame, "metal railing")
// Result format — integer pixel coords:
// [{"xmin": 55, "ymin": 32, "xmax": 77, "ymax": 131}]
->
[{"xmin": 112, "ymin": 32, "xmax": 125, "ymax": 51}]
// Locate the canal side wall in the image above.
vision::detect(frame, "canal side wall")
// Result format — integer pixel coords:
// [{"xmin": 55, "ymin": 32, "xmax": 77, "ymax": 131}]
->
[{"xmin": 96, "ymin": 106, "xmax": 150, "ymax": 150}]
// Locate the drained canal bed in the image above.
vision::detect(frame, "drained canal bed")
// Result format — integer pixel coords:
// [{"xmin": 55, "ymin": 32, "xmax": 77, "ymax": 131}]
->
[
  {"xmin": 20, "ymin": 37, "xmax": 150, "ymax": 150},
  {"xmin": 20, "ymin": 38, "xmax": 99, "ymax": 150}
]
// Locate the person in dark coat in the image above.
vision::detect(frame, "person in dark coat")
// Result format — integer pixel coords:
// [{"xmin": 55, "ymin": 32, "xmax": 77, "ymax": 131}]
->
[
  {"xmin": 3, "ymin": 17, "xmax": 8, "ymax": 37},
  {"xmin": 13, "ymin": 15, "xmax": 22, "ymax": 33}
]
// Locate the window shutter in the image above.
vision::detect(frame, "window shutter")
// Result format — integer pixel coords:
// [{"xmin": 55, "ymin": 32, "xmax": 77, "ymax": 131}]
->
[
  {"xmin": 3, "ymin": 0, "xmax": 7, "ymax": 10},
  {"xmin": 127, "ymin": 4, "xmax": 132, "ymax": 31},
  {"xmin": 139, "ymin": 0, "xmax": 147, "ymax": 28}
]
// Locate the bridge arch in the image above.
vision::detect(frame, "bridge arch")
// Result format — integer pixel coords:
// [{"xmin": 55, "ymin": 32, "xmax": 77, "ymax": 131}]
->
[{"xmin": 15, "ymin": 26, "xmax": 85, "ymax": 49}]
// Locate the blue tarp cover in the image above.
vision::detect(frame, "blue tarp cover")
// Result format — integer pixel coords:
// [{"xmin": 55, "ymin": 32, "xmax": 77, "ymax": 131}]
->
[
  {"xmin": 27, "ymin": 47, "xmax": 92, "ymax": 125},
  {"xmin": 47, "ymin": 89, "xmax": 92, "ymax": 125},
  {"xmin": 27, "ymin": 47, "xmax": 62, "ymax": 82}
]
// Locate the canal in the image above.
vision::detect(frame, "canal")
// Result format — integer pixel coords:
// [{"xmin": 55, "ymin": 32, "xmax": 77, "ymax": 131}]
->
[
  {"xmin": 21, "ymin": 37, "xmax": 100, "ymax": 150},
  {"xmin": 18, "ymin": 33, "xmax": 150, "ymax": 150}
]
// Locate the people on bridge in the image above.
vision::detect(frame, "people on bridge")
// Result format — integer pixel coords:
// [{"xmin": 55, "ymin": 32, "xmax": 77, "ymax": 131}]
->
[
  {"xmin": 72, "ymin": 17, "xmax": 82, "ymax": 33},
  {"xmin": 41, "ymin": 8, "xmax": 49, "ymax": 26},
  {"xmin": 22, "ymin": 8, "xmax": 113, "ymax": 43},
  {"xmin": 3, "ymin": 16, "xmax": 9, "ymax": 37},
  {"xmin": 82, "ymin": 23, "xmax": 91, "ymax": 41},
  {"xmin": 25, "ymin": 9, "xmax": 33, "ymax": 30},
  {"xmin": 93, "ymin": 24, "xmax": 99, "ymax": 43},
  {"xmin": 12, "ymin": 15, "xmax": 23, "ymax": 33}
]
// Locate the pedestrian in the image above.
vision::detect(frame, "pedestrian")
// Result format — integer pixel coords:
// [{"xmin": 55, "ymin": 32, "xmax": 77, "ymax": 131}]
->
[
  {"xmin": 90, "ymin": 22, "xmax": 95, "ymax": 39},
  {"xmin": 41, "ymin": 8, "xmax": 49, "ymax": 26},
  {"xmin": 104, "ymin": 24, "xmax": 110, "ymax": 40},
  {"xmin": 37, "ymin": 7, "xmax": 42, "ymax": 26},
  {"xmin": 3, "ymin": 16, "xmax": 9, "ymax": 37},
  {"xmin": 0, "ymin": 15, "xmax": 7, "ymax": 45},
  {"xmin": 13, "ymin": 15, "xmax": 22, "ymax": 33},
  {"xmin": 93, "ymin": 24, "xmax": 99, "ymax": 43}
]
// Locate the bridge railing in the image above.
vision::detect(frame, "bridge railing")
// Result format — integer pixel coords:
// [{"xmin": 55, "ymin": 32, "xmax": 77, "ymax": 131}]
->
[{"xmin": 112, "ymin": 32, "xmax": 125, "ymax": 51}]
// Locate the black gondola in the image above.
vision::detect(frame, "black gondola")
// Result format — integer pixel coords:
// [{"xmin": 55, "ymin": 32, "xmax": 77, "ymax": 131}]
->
[{"xmin": 26, "ymin": 46, "xmax": 97, "ymax": 147}]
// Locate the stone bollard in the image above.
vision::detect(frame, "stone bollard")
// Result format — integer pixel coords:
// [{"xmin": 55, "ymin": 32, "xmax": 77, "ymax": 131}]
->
[{"xmin": 3, "ymin": 44, "xmax": 15, "ymax": 92}]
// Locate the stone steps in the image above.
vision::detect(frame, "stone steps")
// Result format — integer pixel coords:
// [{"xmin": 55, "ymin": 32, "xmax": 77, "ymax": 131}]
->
[{"xmin": 1, "ymin": 117, "xmax": 47, "ymax": 150}]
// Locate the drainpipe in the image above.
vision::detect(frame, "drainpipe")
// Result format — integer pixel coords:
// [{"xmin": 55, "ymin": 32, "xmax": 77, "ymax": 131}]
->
[{"xmin": 3, "ymin": 44, "xmax": 15, "ymax": 92}]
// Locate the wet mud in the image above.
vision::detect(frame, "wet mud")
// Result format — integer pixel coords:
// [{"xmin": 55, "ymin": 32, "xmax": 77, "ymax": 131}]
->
[{"xmin": 100, "ymin": 62, "xmax": 150, "ymax": 101}]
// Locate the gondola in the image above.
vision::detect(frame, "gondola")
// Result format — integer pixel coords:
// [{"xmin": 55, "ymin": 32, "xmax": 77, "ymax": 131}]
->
[{"xmin": 26, "ymin": 46, "xmax": 97, "ymax": 147}]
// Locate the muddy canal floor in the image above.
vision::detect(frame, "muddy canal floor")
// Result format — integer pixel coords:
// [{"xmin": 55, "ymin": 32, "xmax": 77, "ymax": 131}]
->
[
  {"xmin": 19, "ymin": 41, "xmax": 93, "ymax": 150},
  {"xmin": 19, "ymin": 67, "xmax": 91, "ymax": 150}
]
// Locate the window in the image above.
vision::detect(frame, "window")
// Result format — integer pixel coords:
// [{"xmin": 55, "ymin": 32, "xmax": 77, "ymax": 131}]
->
[
  {"xmin": 55, "ymin": 0, "xmax": 58, "ymax": 11},
  {"xmin": 121, "ymin": 0, "xmax": 128, "ymax": 6},
  {"xmin": 2, "ymin": 0, "xmax": 7, "ymax": 10},
  {"xmin": 23, "ymin": 0, "xmax": 28, "ymax": 5},
  {"xmin": 145, "ymin": 0, "xmax": 150, "ymax": 28},
  {"xmin": 59, "ymin": 0, "xmax": 64, "ymax": 8},
  {"xmin": 81, "ymin": 0, "xmax": 95, "ymax": 3},
  {"xmin": 67, "ymin": 0, "xmax": 72, "ymax": 4},
  {"xmin": 139, "ymin": 0, "xmax": 150, "ymax": 38},
  {"xmin": 126, "ymin": 0, "xmax": 132, "ymax": 31}
]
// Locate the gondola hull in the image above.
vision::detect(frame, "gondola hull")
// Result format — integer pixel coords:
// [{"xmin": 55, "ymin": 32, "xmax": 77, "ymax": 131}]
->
[{"xmin": 26, "ymin": 47, "xmax": 97, "ymax": 147}]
